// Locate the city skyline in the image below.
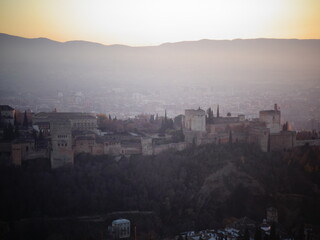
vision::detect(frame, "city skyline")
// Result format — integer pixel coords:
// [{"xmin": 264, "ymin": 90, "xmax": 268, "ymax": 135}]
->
[{"xmin": 1, "ymin": 0, "xmax": 320, "ymax": 46}]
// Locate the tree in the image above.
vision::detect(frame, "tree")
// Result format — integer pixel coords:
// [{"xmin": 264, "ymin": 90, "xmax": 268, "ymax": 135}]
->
[
  {"xmin": 243, "ymin": 227, "xmax": 249, "ymax": 240},
  {"xmin": 14, "ymin": 125, "xmax": 20, "ymax": 138},
  {"xmin": 229, "ymin": 130, "xmax": 233, "ymax": 144},
  {"xmin": 159, "ymin": 119, "xmax": 165, "ymax": 133},
  {"xmin": 39, "ymin": 130, "xmax": 44, "ymax": 139},
  {"xmin": 3, "ymin": 123, "xmax": 14, "ymax": 140},
  {"xmin": 167, "ymin": 119, "xmax": 174, "ymax": 129},
  {"xmin": 0, "ymin": 111, "xmax": 3, "ymax": 128},
  {"xmin": 23, "ymin": 110, "xmax": 28, "ymax": 128},
  {"xmin": 296, "ymin": 224, "xmax": 305, "ymax": 240},
  {"xmin": 207, "ymin": 107, "xmax": 214, "ymax": 123},
  {"xmin": 14, "ymin": 111, "xmax": 18, "ymax": 126},
  {"xmin": 172, "ymin": 129, "xmax": 185, "ymax": 143},
  {"xmin": 254, "ymin": 226, "xmax": 262, "ymax": 240},
  {"xmin": 32, "ymin": 129, "xmax": 37, "ymax": 139},
  {"xmin": 192, "ymin": 137, "xmax": 196, "ymax": 147},
  {"xmin": 270, "ymin": 222, "xmax": 276, "ymax": 240},
  {"xmin": 177, "ymin": 235, "xmax": 184, "ymax": 240}
]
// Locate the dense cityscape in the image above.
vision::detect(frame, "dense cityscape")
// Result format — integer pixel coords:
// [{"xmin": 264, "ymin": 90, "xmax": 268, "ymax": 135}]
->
[{"xmin": 1, "ymin": 81, "xmax": 319, "ymax": 131}]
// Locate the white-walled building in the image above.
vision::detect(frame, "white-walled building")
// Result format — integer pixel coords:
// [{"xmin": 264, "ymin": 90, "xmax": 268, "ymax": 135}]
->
[
  {"xmin": 185, "ymin": 108, "xmax": 206, "ymax": 132},
  {"xmin": 112, "ymin": 219, "xmax": 131, "ymax": 239},
  {"xmin": 259, "ymin": 104, "xmax": 281, "ymax": 134}
]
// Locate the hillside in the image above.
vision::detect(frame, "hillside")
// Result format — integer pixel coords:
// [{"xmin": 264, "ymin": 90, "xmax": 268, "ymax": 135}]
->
[
  {"xmin": 1, "ymin": 33, "xmax": 320, "ymax": 93},
  {"xmin": 0, "ymin": 143, "xmax": 320, "ymax": 238}
]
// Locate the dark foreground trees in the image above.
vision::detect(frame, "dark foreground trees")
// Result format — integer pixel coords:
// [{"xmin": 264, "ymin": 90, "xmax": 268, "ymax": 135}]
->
[{"xmin": 0, "ymin": 143, "xmax": 319, "ymax": 236}]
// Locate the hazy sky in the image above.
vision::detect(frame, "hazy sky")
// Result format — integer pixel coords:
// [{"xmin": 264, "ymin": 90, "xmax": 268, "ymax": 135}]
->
[{"xmin": 0, "ymin": 0, "xmax": 319, "ymax": 46}]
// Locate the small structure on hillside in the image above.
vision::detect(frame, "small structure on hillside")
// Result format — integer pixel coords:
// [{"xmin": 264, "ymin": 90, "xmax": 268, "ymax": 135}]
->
[
  {"xmin": 266, "ymin": 207, "xmax": 278, "ymax": 223},
  {"xmin": 111, "ymin": 219, "xmax": 131, "ymax": 239}
]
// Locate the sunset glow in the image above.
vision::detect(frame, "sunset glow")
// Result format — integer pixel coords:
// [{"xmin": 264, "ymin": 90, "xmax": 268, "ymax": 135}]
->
[{"xmin": 1, "ymin": 0, "xmax": 320, "ymax": 46}]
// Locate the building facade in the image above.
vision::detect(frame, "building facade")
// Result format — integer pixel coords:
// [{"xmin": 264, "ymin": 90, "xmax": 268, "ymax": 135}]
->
[
  {"xmin": 185, "ymin": 108, "xmax": 206, "ymax": 132},
  {"xmin": 112, "ymin": 219, "xmax": 131, "ymax": 239},
  {"xmin": 50, "ymin": 119, "xmax": 74, "ymax": 168}
]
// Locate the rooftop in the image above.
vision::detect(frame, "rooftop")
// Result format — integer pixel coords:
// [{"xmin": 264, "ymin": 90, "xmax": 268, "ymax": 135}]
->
[
  {"xmin": 0, "ymin": 105, "xmax": 14, "ymax": 111},
  {"xmin": 259, "ymin": 110, "xmax": 279, "ymax": 114},
  {"xmin": 34, "ymin": 112, "xmax": 96, "ymax": 120},
  {"xmin": 185, "ymin": 108, "xmax": 205, "ymax": 112},
  {"xmin": 112, "ymin": 219, "xmax": 130, "ymax": 224}
]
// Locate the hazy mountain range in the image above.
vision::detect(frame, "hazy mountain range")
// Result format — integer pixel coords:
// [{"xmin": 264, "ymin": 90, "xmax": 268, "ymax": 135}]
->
[{"xmin": 0, "ymin": 33, "xmax": 320, "ymax": 93}]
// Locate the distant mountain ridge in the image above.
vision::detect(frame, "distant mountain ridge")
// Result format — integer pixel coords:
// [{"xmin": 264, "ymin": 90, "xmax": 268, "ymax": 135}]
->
[
  {"xmin": 0, "ymin": 33, "xmax": 319, "ymax": 93},
  {"xmin": 1, "ymin": 32, "xmax": 319, "ymax": 47}
]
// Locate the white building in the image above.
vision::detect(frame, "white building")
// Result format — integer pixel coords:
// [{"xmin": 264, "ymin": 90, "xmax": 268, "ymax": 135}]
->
[
  {"xmin": 259, "ymin": 104, "xmax": 281, "ymax": 134},
  {"xmin": 185, "ymin": 108, "xmax": 206, "ymax": 132},
  {"xmin": 112, "ymin": 219, "xmax": 131, "ymax": 239}
]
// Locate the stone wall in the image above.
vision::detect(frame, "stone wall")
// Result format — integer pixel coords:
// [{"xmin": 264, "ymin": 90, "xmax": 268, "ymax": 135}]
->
[
  {"xmin": 153, "ymin": 142, "xmax": 188, "ymax": 155},
  {"xmin": 104, "ymin": 142, "xmax": 121, "ymax": 155},
  {"xmin": 248, "ymin": 125, "xmax": 270, "ymax": 152},
  {"xmin": 50, "ymin": 119, "xmax": 74, "ymax": 168},
  {"xmin": 73, "ymin": 137, "xmax": 95, "ymax": 155},
  {"xmin": 269, "ymin": 131, "xmax": 296, "ymax": 151},
  {"xmin": 185, "ymin": 109, "xmax": 206, "ymax": 132},
  {"xmin": 295, "ymin": 139, "xmax": 320, "ymax": 147},
  {"xmin": 259, "ymin": 110, "xmax": 281, "ymax": 134}
]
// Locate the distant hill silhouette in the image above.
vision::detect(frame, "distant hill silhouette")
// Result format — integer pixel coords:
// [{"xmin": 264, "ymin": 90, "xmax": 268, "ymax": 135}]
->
[{"xmin": 0, "ymin": 33, "xmax": 319, "ymax": 92}]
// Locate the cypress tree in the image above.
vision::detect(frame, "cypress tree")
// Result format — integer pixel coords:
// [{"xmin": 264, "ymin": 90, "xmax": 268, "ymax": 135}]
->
[
  {"xmin": 14, "ymin": 126, "xmax": 20, "ymax": 138},
  {"xmin": 244, "ymin": 228, "xmax": 250, "ymax": 240},
  {"xmin": 159, "ymin": 119, "xmax": 165, "ymax": 133},
  {"xmin": 14, "ymin": 111, "xmax": 17, "ymax": 126},
  {"xmin": 39, "ymin": 130, "xmax": 44, "ymax": 139},
  {"xmin": 23, "ymin": 110, "xmax": 28, "ymax": 128},
  {"xmin": 267, "ymin": 133, "xmax": 271, "ymax": 152},
  {"xmin": 229, "ymin": 130, "xmax": 233, "ymax": 144},
  {"xmin": 0, "ymin": 111, "xmax": 3, "ymax": 128},
  {"xmin": 254, "ymin": 226, "xmax": 261, "ymax": 240},
  {"xmin": 270, "ymin": 223, "xmax": 276, "ymax": 240}
]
